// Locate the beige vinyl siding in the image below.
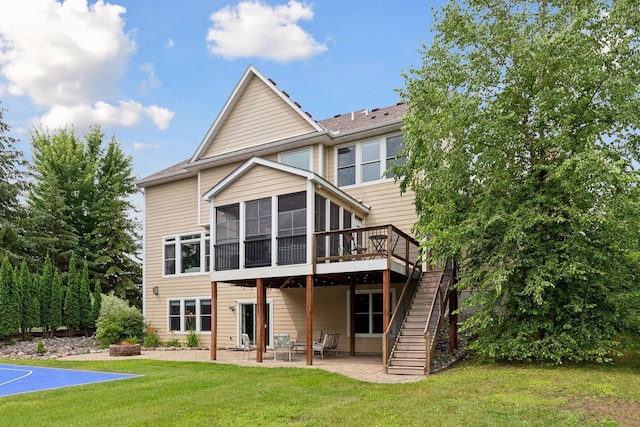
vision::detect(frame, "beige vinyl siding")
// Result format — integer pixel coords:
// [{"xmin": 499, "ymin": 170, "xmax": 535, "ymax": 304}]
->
[
  {"xmin": 344, "ymin": 182, "xmax": 416, "ymax": 237},
  {"xmin": 202, "ymin": 76, "xmax": 316, "ymax": 159},
  {"xmin": 214, "ymin": 165, "xmax": 307, "ymax": 207}
]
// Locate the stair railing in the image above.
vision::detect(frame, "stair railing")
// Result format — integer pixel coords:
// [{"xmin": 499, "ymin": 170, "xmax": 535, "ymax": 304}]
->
[
  {"xmin": 383, "ymin": 259, "xmax": 422, "ymax": 369},
  {"xmin": 423, "ymin": 259, "xmax": 455, "ymax": 374}
]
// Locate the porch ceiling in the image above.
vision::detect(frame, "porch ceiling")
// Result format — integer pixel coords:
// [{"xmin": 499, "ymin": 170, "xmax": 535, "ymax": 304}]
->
[{"xmin": 221, "ymin": 270, "xmax": 409, "ymax": 289}]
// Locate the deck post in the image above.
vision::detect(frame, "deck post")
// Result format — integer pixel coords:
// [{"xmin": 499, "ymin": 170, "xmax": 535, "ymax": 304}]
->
[
  {"xmin": 382, "ymin": 269, "xmax": 390, "ymax": 335},
  {"xmin": 210, "ymin": 281, "xmax": 217, "ymax": 360},
  {"xmin": 425, "ymin": 332, "xmax": 431, "ymax": 375},
  {"xmin": 306, "ymin": 275, "xmax": 313, "ymax": 365},
  {"xmin": 448, "ymin": 288, "xmax": 459, "ymax": 352},
  {"xmin": 350, "ymin": 283, "xmax": 356, "ymax": 356},
  {"xmin": 256, "ymin": 278, "xmax": 264, "ymax": 363}
]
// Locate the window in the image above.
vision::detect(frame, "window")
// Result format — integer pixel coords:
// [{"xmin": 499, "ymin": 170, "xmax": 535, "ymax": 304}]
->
[
  {"xmin": 215, "ymin": 204, "xmax": 239, "ymax": 271},
  {"xmin": 277, "ymin": 192, "xmax": 307, "ymax": 265},
  {"xmin": 280, "ymin": 148, "xmax": 311, "ymax": 171},
  {"xmin": 336, "ymin": 135, "xmax": 405, "ymax": 186},
  {"xmin": 385, "ymin": 135, "xmax": 406, "ymax": 179},
  {"xmin": 168, "ymin": 298, "xmax": 212, "ymax": 333},
  {"xmin": 315, "ymin": 194, "xmax": 327, "ymax": 258},
  {"xmin": 337, "ymin": 145, "xmax": 356, "ymax": 186},
  {"xmin": 361, "ymin": 141, "xmax": 380, "ymax": 183},
  {"xmin": 245, "ymin": 197, "xmax": 272, "ymax": 267},
  {"xmin": 349, "ymin": 290, "xmax": 395, "ymax": 336},
  {"xmin": 163, "ymin": 232, "xmax": 210, "ymax": 276}
]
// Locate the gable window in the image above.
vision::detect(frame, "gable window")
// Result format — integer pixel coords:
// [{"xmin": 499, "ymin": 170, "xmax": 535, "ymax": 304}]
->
[
  {"xmin": 168, "ymin": 298, "xmax": 212, "ymax": 333},
  {"xmin": 280, "ymin": 148, "xmax": 311, "ymax": 171},
  {"xmin": 277, "ymin": 192, "xmax": 306, "ymax": 265},
  {"xmin": 348, "ymin": 289, "xmax": 396, "ymax": 336},
  {"xmin": 163, "ymin": 232, "xmax": 210, "ymax": 276},
  {"xmin": 215, "ymin": 204, "xmax": 239, "ymax": 270},
  {"xmin": 245, "ymin": 197, "xmax": 272, "ymax": 267},
  {"xmin": 336, "ymin": 135, "xmax": 405, "ymax": 186}
]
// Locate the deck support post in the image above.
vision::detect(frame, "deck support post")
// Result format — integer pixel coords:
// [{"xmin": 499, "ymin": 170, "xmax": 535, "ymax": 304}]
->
[
  {"xmin": 256, "ymin": 278, "xmax": 264, "ymax": 363},
  {"xmin": 306, "ymin": 275, "xmax": 313, "ymax": 365},
  {"xmin": 448, "ymin": 288, "xmax": 459, "ymax": 352},
  {"xmin": 350, "ymin": 283, "xmax": 356, "ymax": 356},
  {"xmin": 210, "ymin": 281, "xmax": 217, "ymax": 360},
  {"xmin": 382, "ymin": 269, "xmax": 391, "ymax": 335}
]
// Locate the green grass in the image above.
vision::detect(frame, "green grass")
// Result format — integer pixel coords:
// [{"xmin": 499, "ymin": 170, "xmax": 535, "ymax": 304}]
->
[{"xmin": 1, "ymin": 351, "xmax": 639, "ymax": 426}]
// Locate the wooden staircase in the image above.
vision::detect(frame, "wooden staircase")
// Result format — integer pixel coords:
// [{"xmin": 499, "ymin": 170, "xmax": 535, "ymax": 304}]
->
[{"xmin": 386, "ymin": 270, "xmax": 442, "ymax": 375}]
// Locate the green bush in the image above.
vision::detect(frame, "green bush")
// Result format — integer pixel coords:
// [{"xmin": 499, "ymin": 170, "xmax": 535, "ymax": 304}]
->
[
  {"xmin": 186, "ymin": 329, "xmax": 200, "ymax": 348},
  {"xmin": 36, "ymin": 341, "xmax": 47, "ymax": 355},
  {"xmin": 95, "ymin": 294, "xmax": 144, "ymax": 347},
  {"xmin": 165, "ymin": 337, "xmax": 181, "ymax": 347},
  {"xmin": 143, "ymin": 328, "xmax": 162, "ymax": 348}
]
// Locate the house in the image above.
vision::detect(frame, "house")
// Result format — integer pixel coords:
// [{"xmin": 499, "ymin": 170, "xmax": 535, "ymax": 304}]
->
[{"xmin": 137, "ymin": 65, "xmax": 455, "ymax": 375}]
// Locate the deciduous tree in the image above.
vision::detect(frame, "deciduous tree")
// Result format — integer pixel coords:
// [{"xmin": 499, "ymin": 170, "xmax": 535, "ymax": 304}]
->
[{"xmin": 397, "ymin": 0, "xmax": 640, "ymax": 362}]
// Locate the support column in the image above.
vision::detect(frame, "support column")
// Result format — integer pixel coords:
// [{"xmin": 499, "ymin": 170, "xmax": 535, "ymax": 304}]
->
[
  {"xmin": 305, "ymin": 275, "xmax": 313, "ymax": 365},
  {"xmin": 210, "ymin": 281, "xmax": 217, "ymax": 360},
  {"xmin": 349, "ymin": 283, "xmax": 356, "ymax": 356},
  {"xmin": 382, "ymin": 269, "xmax": 391, "ymax": 334},
  {"xmin": 448, "ymin": 289, "xmax": 459, "ymax": 352},
  {"xmin": 256, "ymin": 278, "xmax": 264, "ymax": 363}
]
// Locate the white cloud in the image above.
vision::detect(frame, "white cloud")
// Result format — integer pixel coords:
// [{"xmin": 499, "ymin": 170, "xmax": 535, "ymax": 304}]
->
[
  {"xmin": 144, "ymin": 105, "xmax": 174, "ymax": 130},
  {"xmin": 165, "ymin": 38, "xmax": 175, "ymax": 48},
  {"xmin": 133, "ymin": 141, "xmax": 160, "ymax": 151},
  {"xmin": 207, "ymin": 0, "xmax": 327, "ymax": 62},
  {"xmin": 0, "ymin": 0, "xmax": 174, "ymax": 130},
  {"xmin": 139, "ymin": 62, "xmax": 161, "ymax": 93}
]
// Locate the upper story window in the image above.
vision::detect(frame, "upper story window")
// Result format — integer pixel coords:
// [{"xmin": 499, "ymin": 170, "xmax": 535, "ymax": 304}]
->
[
  {"xmin": 278, "ymin": 192, "xmax": 306, "ymax": 237},
  {"xmin": 336, "ymin": 135, "xmax": 405, "ymax": 187},
  {"xmin": 245, "ymin": 198, "xmax": 272, "ymax": 239},
  {"xmin": 216, "ymin": 204, "xmax": 239, "ymax": 243},
  {"xmin": 163, "ymin": 232, "xmax": 210, "ymax": 276},
  {"xmin": 279, "ymin": 148, "xmax": 311, "ymax": 171}
]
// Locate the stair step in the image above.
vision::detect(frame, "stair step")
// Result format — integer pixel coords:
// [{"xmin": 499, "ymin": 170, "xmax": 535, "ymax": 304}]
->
[
  {"xmin": 396, "ymin": 343, "xmax": 425, "ymax": 351},
  {"xmin": 400, "ymin": 329, "xmax": 424, "ymax": 336},
  {"xmin": 387, "ymin": 366, "xmax": 425, "ymax": 376},
  {"xmin": 393, "ymin": 350, "xmax": 426, "ymax": 358},
  {"xmin": 397, "ymin": 336, "xmax": 425, "ymax": 343},
  {"xmin": 388, "ymin": 358, "xmax": 426, "ymax": 367}
]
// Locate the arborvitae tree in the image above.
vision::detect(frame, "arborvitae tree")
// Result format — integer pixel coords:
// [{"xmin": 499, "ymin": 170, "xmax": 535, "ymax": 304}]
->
[
  {"xmin": 91, "ymin": 281, "xmax": 102, "ymax": 326},
  {"xmin": 79, "ymin": 262, "xmax": 92, "ymax": 331},
  {"xmin": 17, "ymin": 261, "xmax": 39, "ymax": 337},
  {"xmin": 39, "ymin": 254, "xmax": 53, "ymax": 333},
  {"xmin": 64, "ymin": 254, "xmax": 80, "ymax": 334},
  {"xmin": 49, "ymin": 271, "xmax": 63, "ymax": 333},
  {"xmin": 0, "ymin": 258, "xmax": 19, "ymax": 339}
]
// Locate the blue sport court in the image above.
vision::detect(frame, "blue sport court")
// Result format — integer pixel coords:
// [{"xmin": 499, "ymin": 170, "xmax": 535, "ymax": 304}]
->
[{"xmin": 0, "ymin": 364, "xmax": 139, "ymax": 397}]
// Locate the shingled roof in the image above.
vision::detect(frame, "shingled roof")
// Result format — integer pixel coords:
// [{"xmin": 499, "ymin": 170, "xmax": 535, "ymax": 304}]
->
[{"xmin": 318, "ymin": 102, "xmax": 407, "ymax": 134}]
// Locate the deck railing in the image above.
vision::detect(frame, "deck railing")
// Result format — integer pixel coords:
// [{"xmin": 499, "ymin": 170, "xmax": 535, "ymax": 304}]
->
[
  {"xmin": 313, "ymin": 224, "xmax": 421, "ymax": 272},
  {"xmin": 424, "ymin": 259, "xmax": 455, "ymax": 374}
]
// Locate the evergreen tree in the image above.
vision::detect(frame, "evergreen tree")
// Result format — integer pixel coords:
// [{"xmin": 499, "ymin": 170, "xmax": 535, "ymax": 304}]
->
[
  {"xmin": 39, "ymin": 255, "xmax": 53, "ymax": 334},
  {"xmin": 0, "ymin": 104, "xmax": 28, "ymax": 264},
  {"xmin": 91, "ymin": 281, "xmax": 102, "ymax": 326},
  {"xmin": 49, "ymin": 271, "xmax": 63, "ymax": 333},
  {"xmin": 0, "ymin": 258, "xmax": 19, "ymax": 339},
  {"xmin": 79, "ymin": 262, "xmax": 92, "ymax": 331},
  {"xmin": 398, "ymin": 0, "xmax": 640, "ymax": 363},
  {"xmin": 64, "ymin": 254, "xmax": 80, "ymax": 333},
  {"xmin": 17, "ymin": 261, "xmax": 39, "ymax": 336}
]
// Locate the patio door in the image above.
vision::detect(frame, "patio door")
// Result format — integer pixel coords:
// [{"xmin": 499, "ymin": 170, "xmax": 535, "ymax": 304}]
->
[{"xmin": 238, "ymin": 301, "xmax": 272, "ymax": 348}]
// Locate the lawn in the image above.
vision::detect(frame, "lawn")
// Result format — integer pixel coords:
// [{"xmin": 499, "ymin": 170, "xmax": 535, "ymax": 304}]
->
[{"xmin": 0, "ymin": 351, "xmax": 639, "ymax": 426}]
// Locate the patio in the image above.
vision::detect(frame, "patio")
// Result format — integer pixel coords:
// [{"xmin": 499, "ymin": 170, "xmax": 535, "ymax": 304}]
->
[{"xmin": 60, "ymin": 348, "xmax": 427, "ymax": 384}]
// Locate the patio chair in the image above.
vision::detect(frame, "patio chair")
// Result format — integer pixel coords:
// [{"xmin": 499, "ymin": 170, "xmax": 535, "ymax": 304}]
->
[
  {"xmin": 241, "ymin": 333, "xmax": 255, "ymax": 360},
  {"xmin": 312, "ymin": 333, "xmax": 340, "ymax": 359},
  {"xmin": 273, "ymin": 333, "xmax": 293, "ymax": 361}
]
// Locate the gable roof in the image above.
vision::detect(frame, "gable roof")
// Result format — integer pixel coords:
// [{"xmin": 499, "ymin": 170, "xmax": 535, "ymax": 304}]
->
[
  {"xmin": 203, "ymin": 157, "xmax": 370, "ymax": 215},
  {"xmin": 190, "ymin": 65, "xmax": 324, "ymax": 163}
]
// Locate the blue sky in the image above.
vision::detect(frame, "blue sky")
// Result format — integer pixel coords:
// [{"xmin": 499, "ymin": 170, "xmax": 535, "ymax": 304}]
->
[{"xmin": 0, "ymin": 0, "xmax": 443, "ymax": 182}]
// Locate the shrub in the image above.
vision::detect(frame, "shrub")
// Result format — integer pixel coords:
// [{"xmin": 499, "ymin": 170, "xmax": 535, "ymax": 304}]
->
[
  {"xmin": 166, "ymin": 337, "xmax": 182, "ymax": 347},
  {"xmin": 95, "ymin": 294, "xmax": 144, "ymax": 347},
  {"xmin": 36, "ymin": 341, "xmax": 47, "ymax": 355},
  {"xmin": 186, "ymin": 329, "xmax": 200, "ymax": 348},
  {"xmin": 143, "ymin": 328, "xmax": 162, "ymax": 348}
]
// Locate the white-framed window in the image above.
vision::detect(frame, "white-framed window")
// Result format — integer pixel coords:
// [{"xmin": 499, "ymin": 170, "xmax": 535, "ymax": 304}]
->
[
  {"xmin": 335, "ymin": 134, "xmax": 405, "ymax": 187},
  {"xmin": 163, "ymin": 232, "xmax": 210, "ymax": 276},
  {"xmin": 168, "ymin": 298, "xmax": 212, "ymax": 333},
  {"xmin": 347, "ymin": 289, "xmax": 396, "ymax": 336},
  {"xmin": 279, "ymin": 147, "xmax": 312, "ymax": 171}
]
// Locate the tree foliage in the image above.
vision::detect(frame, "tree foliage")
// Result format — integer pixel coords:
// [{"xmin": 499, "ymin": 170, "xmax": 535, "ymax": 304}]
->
[
  {"xmin": 27, "ymin": 127, "xmax": 141, "ymax": 305},
  {"xmin": 398, "ymin": 0, "xmax": 640, "ymax": 362},
  {"xmin": 17, "ymin": 261, "xmax": 39, "ymax": 336},
  {"xmin": 64, "ymin": 254, "xmax": 80, "ymax": 332},
  {"xmin": 0, "ymin": 258, "xmax": 19, "ymax": 339}
]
